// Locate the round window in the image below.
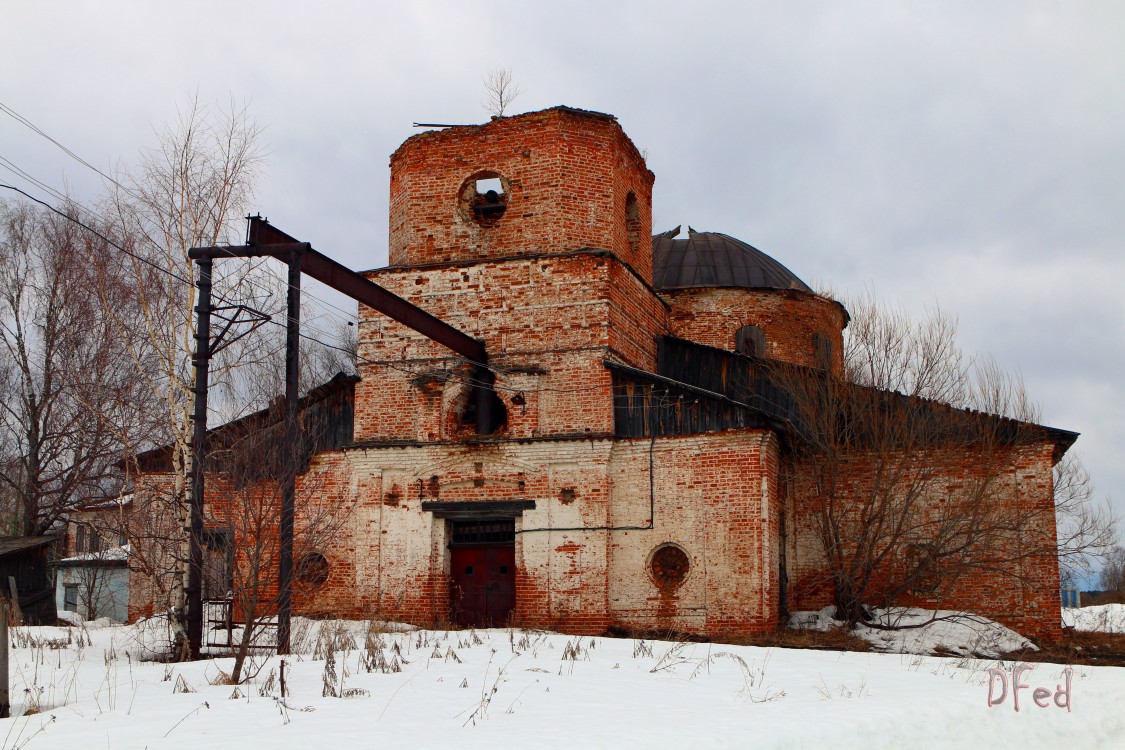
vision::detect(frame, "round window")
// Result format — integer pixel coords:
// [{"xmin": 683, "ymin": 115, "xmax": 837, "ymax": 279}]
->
[
  {"xmin": 459, "ymin": 172, "xmax": 509, "ymax": 224},
  {"xmin": 649, "ymin": 544, "xmax": 690, "ymax": 590},
  {"xmin": 296, "ymin": 552, "xmax": 330, "ymax": 587}
]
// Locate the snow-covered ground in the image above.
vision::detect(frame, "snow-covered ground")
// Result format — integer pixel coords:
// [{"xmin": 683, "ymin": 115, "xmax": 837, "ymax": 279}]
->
[
  {"xmin": 789, "ymin": 607, "xmax": 1036, "ymax": 656},
  {"xmin": 1, "ymin": 617, "xmax": 1122, "ymax": 749},
  {"xmin": 1063, "ymin": 603, "xmax": 1125, "ymax": 633}
]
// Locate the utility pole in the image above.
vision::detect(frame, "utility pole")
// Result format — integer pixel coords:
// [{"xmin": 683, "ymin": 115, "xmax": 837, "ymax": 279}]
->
[
  {"xmin": 0, "ymin": 594, "xmax": 8, "ymax": 718},
  {"xmin": 187, "ymin": 258, "xmax": 213, "ymax": 660},
  {"xmin": 277, "ymin": 245, "xmax": 302, "ymax": 655},
  {"xmin": 187, "ymin": 216, "xmax": 496, "ymax": 659}
]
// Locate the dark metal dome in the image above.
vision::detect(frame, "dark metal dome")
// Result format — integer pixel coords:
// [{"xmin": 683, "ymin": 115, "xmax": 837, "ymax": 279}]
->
[{"xmin": 652, "ymin": 227, "xmax": 812, "ymax": 292}]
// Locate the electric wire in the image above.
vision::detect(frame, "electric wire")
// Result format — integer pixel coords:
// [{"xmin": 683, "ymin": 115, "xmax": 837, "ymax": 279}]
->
[
  {"xmin": 4, "ymin": 173, "xmax": 729, "ymax": 539},
  {"xmin": 1, "ymin": 182, "xmax": 193, "ymax": 285},
  {"xmin": 0, "ymin": 99, "xmax": 362, "ymax": 328},
  {"xmin": 0, "ymin": 100, "xmax": 130, "ymax": 194},
  {"xmin": 0, "ymin": 104, "xmax": 699, "ymax": 541},
  {"xmin": 0, "ymin": 163, "xmax": 357, "ymax": 339}
]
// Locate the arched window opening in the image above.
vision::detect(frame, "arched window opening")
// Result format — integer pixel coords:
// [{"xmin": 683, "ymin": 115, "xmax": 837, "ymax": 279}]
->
[
  {"xmin": 297, "ymin": 552, "xmax": 330, "ymax": 588},
  {"xmin": 813, "ymin": 333, "xmax": 833, "ymax": 370},
  {"xmin": 447, "ymin": 378, "xmax": 508, "ymax": 435},
  {"xmin": 625, "ymin": 192, "xmax": 640, "ymax": 255}
]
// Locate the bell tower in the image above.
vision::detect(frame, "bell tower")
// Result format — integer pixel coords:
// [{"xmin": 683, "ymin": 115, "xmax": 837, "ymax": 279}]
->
[{"xmin": 387, "ymin": 106, "xmax": 655, "ymax": 283}]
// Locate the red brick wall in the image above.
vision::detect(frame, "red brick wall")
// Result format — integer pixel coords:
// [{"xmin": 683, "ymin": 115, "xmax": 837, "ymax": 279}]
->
[
  {"xmin": 785, "ymin": 441, "xmax": 1062, "ymax": 639},
  {"xmin": 388, "ymin": 107, "xmax": 655, "ymax": 283},
  {"xmin": 664, "ymin": 287, "xmax": 847, "ymax": 374},
  {"xmin": 236, "ymin": 431, "xmax": 782, "ymax": 638},
  {"xmin": 130, "ymin": 432, "xmax": 1061, "ymax": 641},
  {"xmin": 355, "ymin": 252, "xmax": 668, "ymax": 444},
  {"xmin": 605, "ymin": 431, "xmax": 781, "ymax": 636}
]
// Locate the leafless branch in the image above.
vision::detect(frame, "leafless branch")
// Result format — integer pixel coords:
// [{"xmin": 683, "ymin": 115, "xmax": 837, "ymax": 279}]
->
[{"xmin": 482, "ymin": 68, "xmax": 522, "ymax": 118}]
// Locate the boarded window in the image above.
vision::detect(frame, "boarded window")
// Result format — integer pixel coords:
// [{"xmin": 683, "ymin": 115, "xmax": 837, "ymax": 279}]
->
[
  {"xmin": 813, "ymin": 333, "xmax": 833, "ymax": 370},
  {"xmin": 735, "ymin": 325, "xmax": 766, "ymax": 357}
]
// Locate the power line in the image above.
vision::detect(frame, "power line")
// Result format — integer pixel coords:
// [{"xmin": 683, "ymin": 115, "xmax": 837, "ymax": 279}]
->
[
  {"xmin": 0, "ymin": 99, "xmax": 132, "ymax": 195},
  {"xmin": 0, "ymin": 173, "xmax": 354, "ymax": 339},
  {"xmin": 0, "ymin": 99, "xmax": 362, "ymax": 328},
  {"xmin": 0, "ymin": 182, "xmax": 194, "ymax": 285}
]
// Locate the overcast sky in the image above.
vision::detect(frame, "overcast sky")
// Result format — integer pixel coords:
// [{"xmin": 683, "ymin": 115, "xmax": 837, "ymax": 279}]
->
[{"xmin": 3, "ymin": 1, "xmax": 1123, "ymax": 559}]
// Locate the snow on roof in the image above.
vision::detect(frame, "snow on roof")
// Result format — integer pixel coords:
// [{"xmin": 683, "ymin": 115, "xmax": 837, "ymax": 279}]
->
[{"xmin": 58, "ymin": 544, "xmax": 129, "ymax": 565}]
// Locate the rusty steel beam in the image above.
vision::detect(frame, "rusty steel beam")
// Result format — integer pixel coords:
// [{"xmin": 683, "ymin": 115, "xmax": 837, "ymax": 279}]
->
[{"xmin": 188, "ymin": 239, "xmax": 486, "ymax": 365}]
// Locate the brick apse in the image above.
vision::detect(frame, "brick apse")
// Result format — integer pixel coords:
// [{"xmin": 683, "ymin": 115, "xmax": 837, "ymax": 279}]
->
[{"xmin": 132, "ymin": 106, "xmax": 1075, "ymax": 640}]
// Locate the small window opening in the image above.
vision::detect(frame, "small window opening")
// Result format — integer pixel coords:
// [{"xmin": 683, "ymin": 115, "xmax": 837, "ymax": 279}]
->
[
  {"xmin": 625, "ymin": 192, "xmax": 640, "ymax": 255},
  {"xmin": 462, "ymin": 172, "xmax": 508, "ymax": 223},
  {"xmin": 736, "ymin": 325, "xmax": 766, "ymax": 357},
  {"xmin": 64, "ymin": 584, "xmax": 79, "ymax": 612}
]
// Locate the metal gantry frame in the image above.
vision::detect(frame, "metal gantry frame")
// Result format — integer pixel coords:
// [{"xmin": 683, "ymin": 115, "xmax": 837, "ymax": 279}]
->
[{"xmin": 186, "ymin": 216, "xmax": 498, "ymax": 658}]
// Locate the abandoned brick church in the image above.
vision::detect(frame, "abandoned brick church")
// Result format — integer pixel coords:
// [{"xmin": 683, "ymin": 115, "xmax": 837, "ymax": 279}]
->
[{"xmin": 132, "ymin": 106, "xmax": 1075, "ymax": 639}]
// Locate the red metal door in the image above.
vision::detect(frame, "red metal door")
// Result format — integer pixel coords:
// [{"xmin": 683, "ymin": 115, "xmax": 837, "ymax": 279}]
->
[{"xmin": 450, "ymin": 545, "xmax": 515, "ymax": 627}]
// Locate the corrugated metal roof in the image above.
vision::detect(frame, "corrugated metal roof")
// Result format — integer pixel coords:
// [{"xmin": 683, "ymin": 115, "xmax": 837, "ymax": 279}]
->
[{"xmin": 652, "ymin": 228, "xmax": 812, "ymax": 293}]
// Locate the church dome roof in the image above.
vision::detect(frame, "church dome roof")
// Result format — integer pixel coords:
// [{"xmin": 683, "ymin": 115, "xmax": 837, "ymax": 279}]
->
[{"xmin": 651, "ymin": 227, "xmax": 812, "ymax": 293}]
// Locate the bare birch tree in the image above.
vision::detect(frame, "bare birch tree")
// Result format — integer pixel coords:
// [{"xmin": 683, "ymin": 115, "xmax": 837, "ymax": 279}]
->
[
  {"xmin": 482, "ymin": 68, "xmax": 522, "ymax": 118},
  {"xmin": 105, "ymin": 97, "xmax": 267, "ymax": 658},
  {"xmin": 106, "ymin": 97, "xmax": 356, "ymax": 659}
]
